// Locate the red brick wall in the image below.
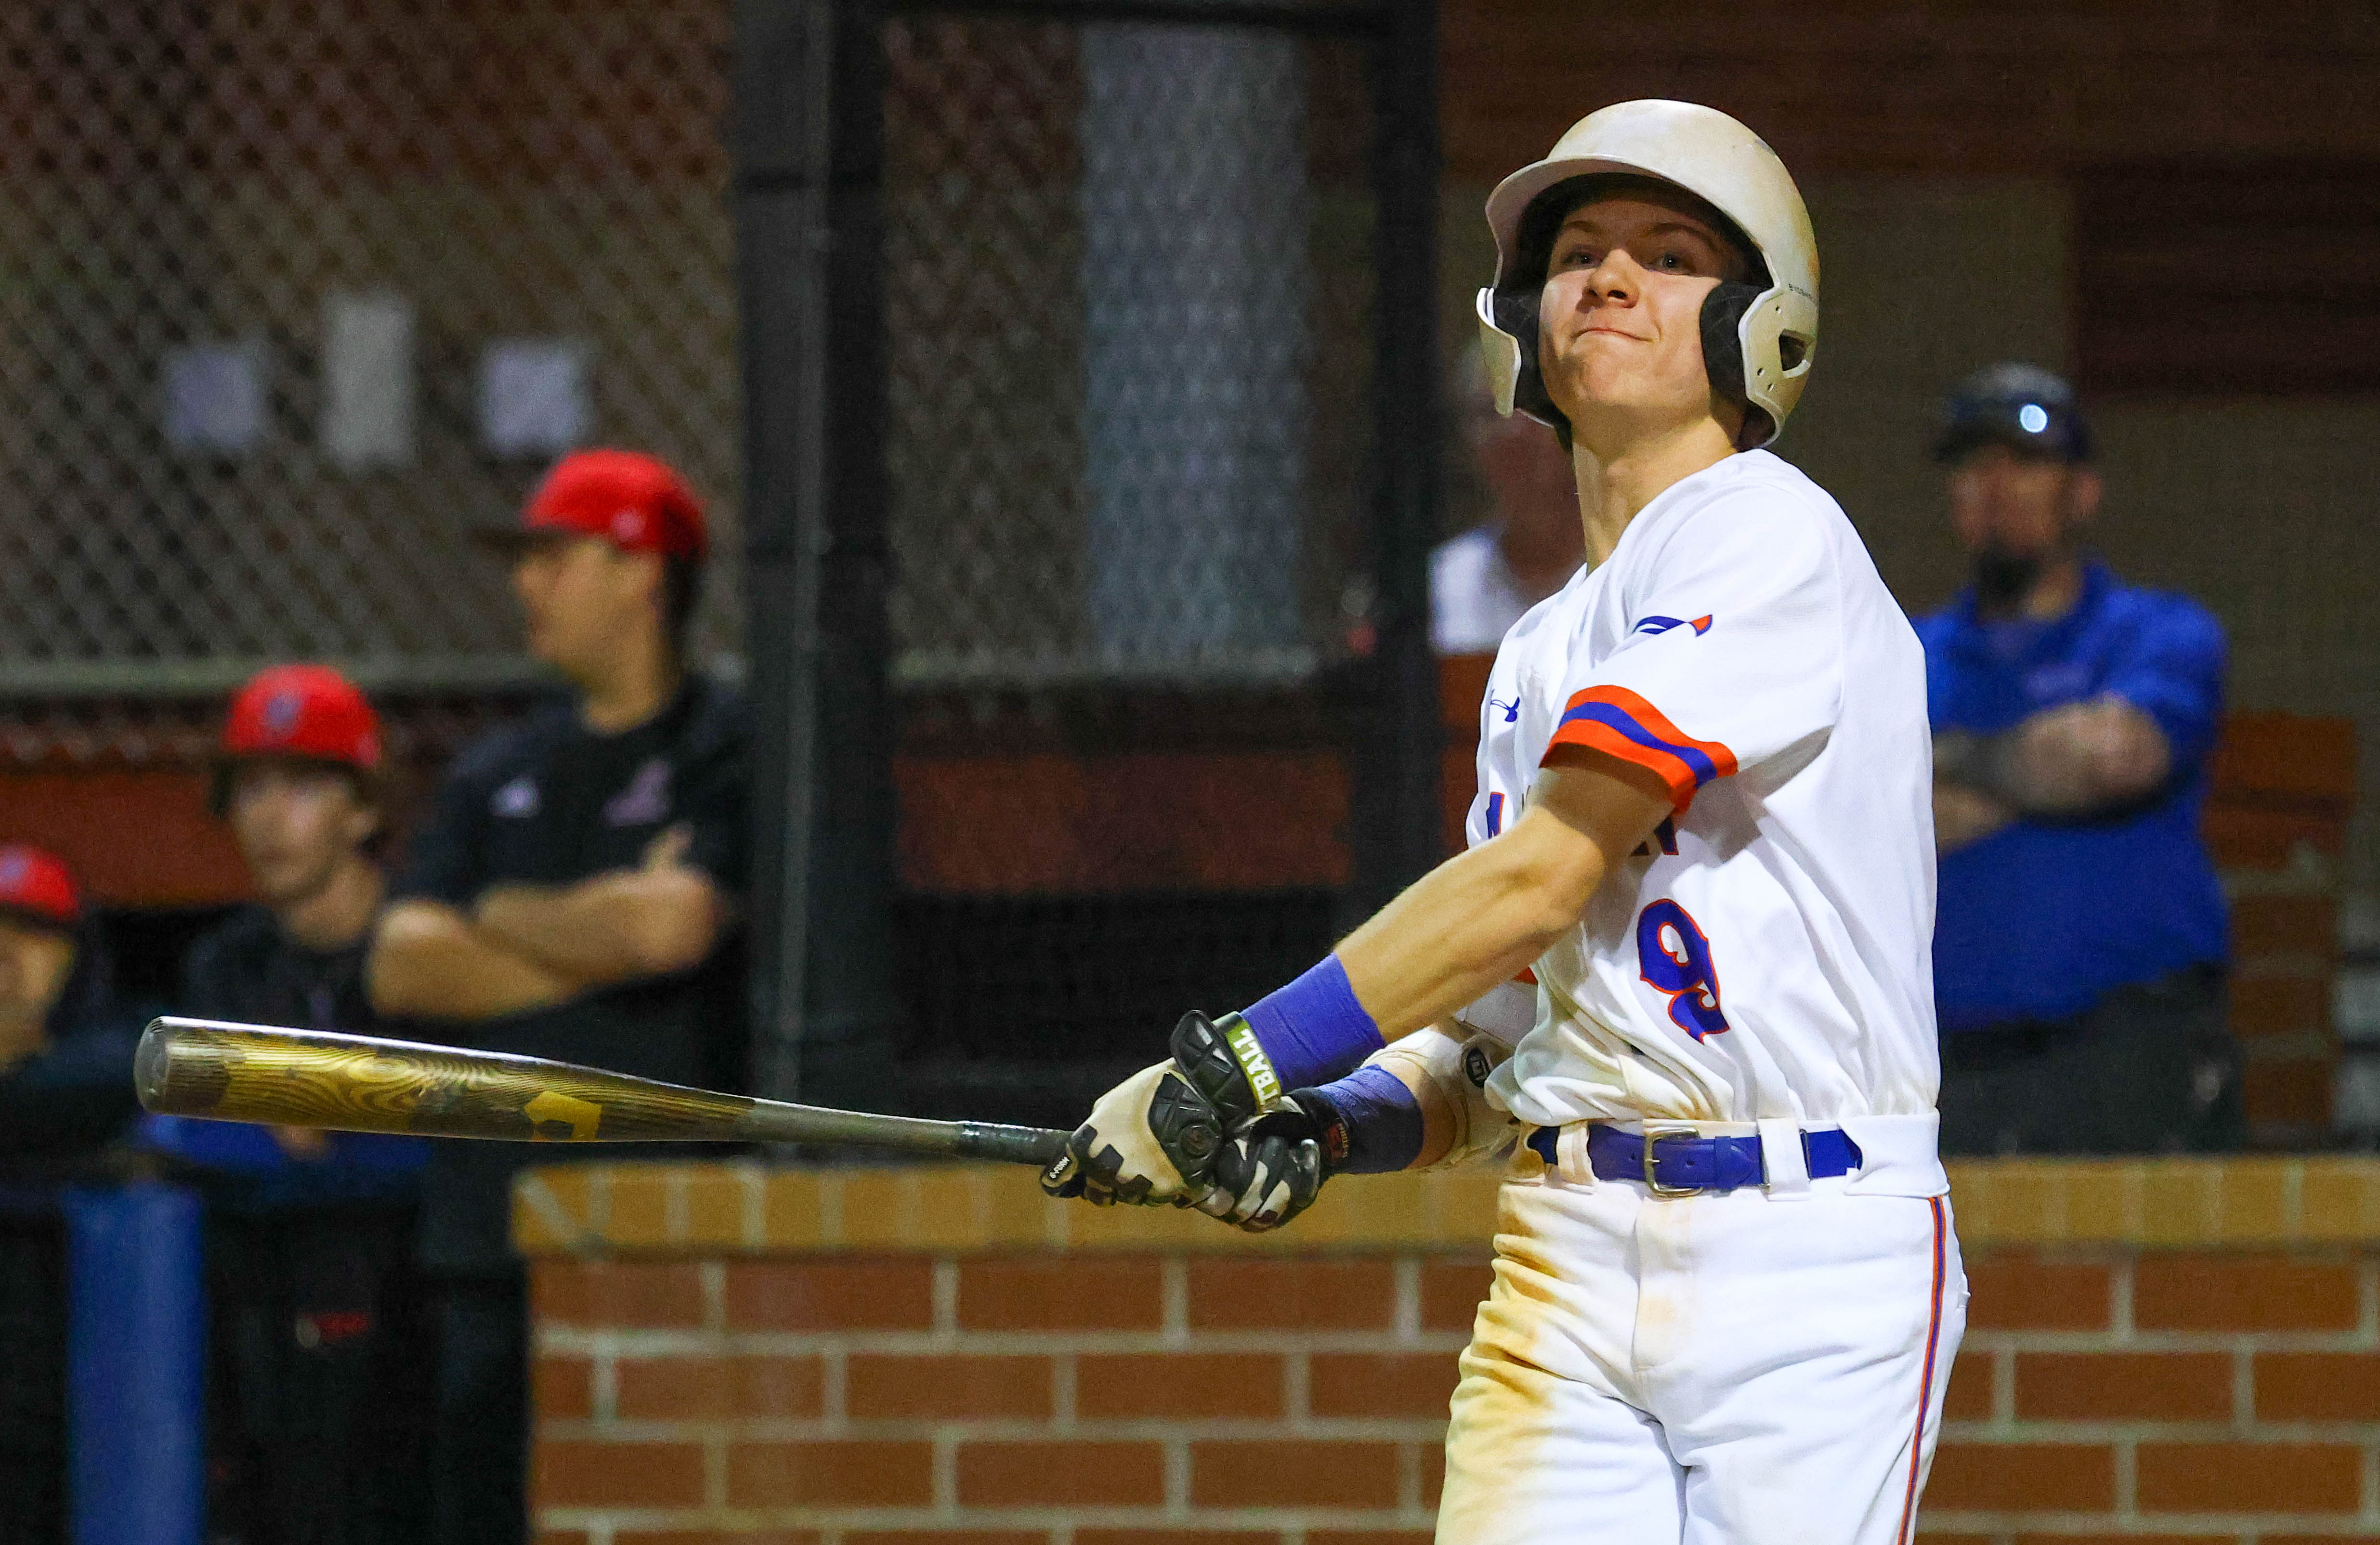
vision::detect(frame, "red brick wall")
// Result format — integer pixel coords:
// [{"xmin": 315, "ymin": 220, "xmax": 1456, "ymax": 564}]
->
[
  {"xmin": 1439, "ymin": 0, "xmax": 2380, "ymax": 185},
  {"xmin": 521, "ymin": 1159, "xmax": 2380, "ymax": 1545},
  {"xmin": 531, "ymin": 1253, "xmax": 1474, "ymax": 1542}
]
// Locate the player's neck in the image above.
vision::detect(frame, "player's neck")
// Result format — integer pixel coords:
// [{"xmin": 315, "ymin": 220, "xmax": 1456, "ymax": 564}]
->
[
  {"xmin": 275, "ymin": 856, "xmax": 384, "ymax": 954},
  {"xmin": 575, "ymin": 626, "xmax": 681, "ymax": 735},
  {"xmin": 1570, "ymin": 416, "xmax": 1739, "ymax": 564},
  {"xmin": 1975, "ymin": 550, "xmax": 2087, "ymax": 625},
  {"xmin": 0, "ymin": 1010, "xmax": 47, "ymax": 1074}
]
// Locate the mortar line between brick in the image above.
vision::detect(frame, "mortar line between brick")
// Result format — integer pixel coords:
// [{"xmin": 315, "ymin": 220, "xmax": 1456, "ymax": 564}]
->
[
  {"xmin": 545, "ymin": 1328, "xmax": 1476, "ymax": 1357},
  {"xmin": 824, "ymin": 1347, "xmax": 849, "ymax": 1430},
  {"xmin": 1054, "ymin": 1351, "xmax": 1077, "ymax": 1432},
  {"xmin": 1991, "ymin": 1345, "xmax": 2014, "ymax": 1429},
  {"xmin": 665, "ymin": 1168, "xmax": 690, "ymax": 1244},
  {"xmin": 2113, "ymin": 1433, "xmax": 2136, "ymax": 1519},
  {"xmin": 2113, "ymin": 1256, "xmax": 2135, "ymax": 1342},
  {"xmin": 820, "ymin": 1174, "xmax": 844, "ymax": 1244},
  {"xmin": 1396, "ymin": 1439, "xmax": 1421, "ymax": 1513},
  {"xmin": 701, "ymin": 1259, "xmax": 725, "ymax": 1336},
  {"xmin": 2233, "ymin": 1342, "xmax": 2255, "ymax": 1428},
  {"xmin": 1394, "ymin": 1256, "xmax": 1421, "ymax": 1344},
  {"xmin": 561, "ymin": 1503, "xmax": 1457, "ymax": 1531},
  {"xmin": 933, "ymin": 1430, "xmax": 958, "ymax": 1515},
  {"xmin": 593, "ymin": 1349, "xmax": 619, "ymax": 1425},
  {"xmin": 2362, "ymin": 1257, "xmax": 2380, "ymax": 1346},
  {"xmin": 2364, "ymin": 1437, "xmax": 2380, "ymax": 1521},
  {"xmin": 1164, "ymin": 1257, "xmax": 1190, "ymax": 1345},
  {"xmin": 1287, "ymin": 1347, "xmax": 1311, "ymax": 1422},
  {"xmin": 705, "ymin": 1428, "xmax": 726, "ymax": 1512},
  {"xmin": 934, "ymin": 1257, "xmax": 960, "ymax": 1341},
  {"xmin": 1165, "ymin": 1434, "xmax": 1191, "ymax": 1518}
]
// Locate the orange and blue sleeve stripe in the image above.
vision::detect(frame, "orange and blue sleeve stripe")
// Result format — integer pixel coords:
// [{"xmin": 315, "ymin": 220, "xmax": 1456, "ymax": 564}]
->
[{"xmin": 1543, "ymin": 685, "xmax": 1738, "ymax": 810}]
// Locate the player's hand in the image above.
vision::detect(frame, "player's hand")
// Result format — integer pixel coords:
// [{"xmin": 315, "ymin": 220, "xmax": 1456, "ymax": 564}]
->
[
  {"xmin": 271, "ymin": 1124, "xmax": 334, "ymax": 1161},
  {"xmin": 1040, "ymin": 1010, "xmax": 1270, "ymax": 1206},
  {"xmin": 1195, "ymin": 1094, "xmax": 1332, "ymax": 1232},
  {"xmin": 641, "ymin": 823, "xmax": 696, "ymax": 877},
  {"xmin": 1040, "ymin": 1054, "xmax": 1225, "ymax": 1207}
]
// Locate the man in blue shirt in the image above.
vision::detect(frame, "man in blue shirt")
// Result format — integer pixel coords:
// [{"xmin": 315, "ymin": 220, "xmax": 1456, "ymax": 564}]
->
[{"xmin": 1918, "ymin": 364, "xmax": 2240, "ymax": 1153}]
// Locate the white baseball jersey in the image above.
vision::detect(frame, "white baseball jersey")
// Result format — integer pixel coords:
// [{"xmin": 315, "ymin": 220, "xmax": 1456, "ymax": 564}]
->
[{"xmin": 1461, "ymin": 448, "xmax": 1938, "ymax": 1133}]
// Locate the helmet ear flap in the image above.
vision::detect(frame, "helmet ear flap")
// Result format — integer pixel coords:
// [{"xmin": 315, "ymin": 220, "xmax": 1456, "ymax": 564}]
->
[
  {"xmin": 1698, "ymin": 281, "xmax": 1773, "ymax": 449},
  {"xmin": 1491, "ymin": 286, "xmax": 1573, "ymax": 451}
]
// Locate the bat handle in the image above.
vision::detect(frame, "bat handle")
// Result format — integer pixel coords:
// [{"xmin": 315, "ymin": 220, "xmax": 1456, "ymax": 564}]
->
[{"xmin": 953, "ymin": 1122, "xmax": 1073, "ymax": 1168}]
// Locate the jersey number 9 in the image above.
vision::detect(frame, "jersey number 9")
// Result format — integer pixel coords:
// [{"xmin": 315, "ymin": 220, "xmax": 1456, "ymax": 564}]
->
[{"xmin": 1636, "ymin": 901, "xmax": 1730, "ymax": 1041}]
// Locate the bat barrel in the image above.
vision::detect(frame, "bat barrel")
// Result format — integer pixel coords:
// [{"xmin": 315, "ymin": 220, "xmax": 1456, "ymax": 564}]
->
[{"xmin": 139, "ymin": 1018, "xmax": 1073, "ymax": 1167}]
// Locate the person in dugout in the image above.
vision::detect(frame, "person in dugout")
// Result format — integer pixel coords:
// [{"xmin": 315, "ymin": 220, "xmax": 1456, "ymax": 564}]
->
[
  {"xmin": 0, "ymin": 843, "xmax": 143, "ymax": 1167},
  {"xmin": 1919, "ymin": 364, "xmax": 2241, "ymax": 1154},
  {"xmin": 367, "ymin": 448, "xmax": 748, "ymax": 1545},
  {"xmin": 156, "ymin": 663, "xmax": 434, "ymax": 1545}
]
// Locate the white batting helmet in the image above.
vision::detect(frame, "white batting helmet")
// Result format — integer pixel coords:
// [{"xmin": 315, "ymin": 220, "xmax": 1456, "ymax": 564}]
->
[{"xmin": 1477, "ymin": 99, "xmax": 1819, "ymax": 447}]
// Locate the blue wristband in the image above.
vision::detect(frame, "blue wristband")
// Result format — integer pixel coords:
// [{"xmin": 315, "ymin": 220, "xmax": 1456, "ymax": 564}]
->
[
  {"xmin": 1300, "ymin": 1065, "xmax": 1425, "ymax": 1175},
  {"xmin": 1241, "ymin": 954, "xmax": 1384, "ymax": 1091}
]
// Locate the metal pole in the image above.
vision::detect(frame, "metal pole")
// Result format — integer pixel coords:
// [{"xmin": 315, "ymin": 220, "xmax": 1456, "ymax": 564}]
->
[
  {"xmin": 1345, "ymin": 0, "xmax": 1443, "ymax": 919},
  {"xmin": 735, "ymin": 0, "xmax": 902, "ymax": 1107}
]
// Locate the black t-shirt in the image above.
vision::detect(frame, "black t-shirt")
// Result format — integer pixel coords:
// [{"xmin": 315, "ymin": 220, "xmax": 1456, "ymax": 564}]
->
[
  {"xmin": 0, "ymin": 929, "xmax": 143, "ymax": 1172},
  {"xmin": 393, "ymin": 675, "xmax": 749, "ymax": 1273},
  {"xmin": 183, "ymin": 904, "xmax": 378, "ymax": 1034}
]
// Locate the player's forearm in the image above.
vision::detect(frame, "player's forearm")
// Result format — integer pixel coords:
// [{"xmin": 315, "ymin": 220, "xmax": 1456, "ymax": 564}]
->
[
  {"xmin": 1336, "ymin": 830, "xmax": 1606, "ymax": 1042},
  {"xmin": 366, "ymin": 901, "xmax": 581, "ymax": 1020},
  {"xmin": 474, "ymin": 871, "xmax": 722, "ymax": 984},
  {"xmin": 1935, "ymin": 699, "xmax": 2171, "ymax": 820},
  {"xmin": 1932, "ymin": 783, "xmax": 2014, "ymax": 855},
  {"xmin": 1335, "ymin": 759, "xmax": 1666, "ymax": 1045}
]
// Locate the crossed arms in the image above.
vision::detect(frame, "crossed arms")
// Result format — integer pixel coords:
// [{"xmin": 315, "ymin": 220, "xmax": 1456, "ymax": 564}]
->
[
  {"xmin": 1932, "ymin": 695, "xmax": 2173, "ymax": 854},
  {"xmin": 367, "ymin": 827, "xmax": 726, "ymax": 1021}
]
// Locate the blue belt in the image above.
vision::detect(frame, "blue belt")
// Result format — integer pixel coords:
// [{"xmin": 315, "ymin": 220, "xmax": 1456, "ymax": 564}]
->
[{"xmin": 1525, "ymin": 1123, "xmax": 1864, "ymax": 1195}]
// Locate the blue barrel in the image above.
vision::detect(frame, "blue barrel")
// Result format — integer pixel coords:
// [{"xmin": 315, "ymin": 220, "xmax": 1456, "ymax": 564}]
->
[{"xmin": 62, "ymin": 1183, "xmax": 206, "ymax": 1545}]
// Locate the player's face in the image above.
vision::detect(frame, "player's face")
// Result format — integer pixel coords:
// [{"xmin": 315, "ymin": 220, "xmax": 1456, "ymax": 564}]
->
[
  {"xmin": 227, "ymin": 761, "xmax": 378, "ymax": 907},
  {"xmin": 1535, "ymin": 195, "xmax": 1745, "ymax": 445},
  {"xmin": 512, "ymin": 535, "xmax": 663, "ymax": 681},
  {"xmin": 0, "ymin": 918, "xmax": 75, "ymax": 1053},
  {"xmin": 1947, "ymin": 445, "xmax": 2100, "ymax": 559}
]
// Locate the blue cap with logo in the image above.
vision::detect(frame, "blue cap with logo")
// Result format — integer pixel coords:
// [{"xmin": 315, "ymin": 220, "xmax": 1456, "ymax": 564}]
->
[{"xmin": 1934, "ymin": 362, "xmax": 2093, "ymax": 465}]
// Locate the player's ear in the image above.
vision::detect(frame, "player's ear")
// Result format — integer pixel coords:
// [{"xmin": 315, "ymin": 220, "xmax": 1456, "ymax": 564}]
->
[{"xmin": 2065, "ymin": 466, "xmax": 2104, "ymax": 525}]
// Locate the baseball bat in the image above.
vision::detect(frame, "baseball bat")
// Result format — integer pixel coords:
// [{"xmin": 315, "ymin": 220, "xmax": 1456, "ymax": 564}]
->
[{"xmin": 133, "ymin": 1017, "xmax": 1072, "ymax": 1167}]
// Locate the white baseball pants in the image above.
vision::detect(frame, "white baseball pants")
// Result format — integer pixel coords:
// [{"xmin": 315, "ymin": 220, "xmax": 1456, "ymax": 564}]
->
[{"xmin": 1436, "ymin": 1140, "xmax": 1965, "ymax": 1545}]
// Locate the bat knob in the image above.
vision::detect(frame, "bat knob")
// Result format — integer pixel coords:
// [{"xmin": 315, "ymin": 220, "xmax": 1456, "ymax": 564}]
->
[{"xmin": 134, "ymin": 1019, "xmax": 173, "ymax": 1107}]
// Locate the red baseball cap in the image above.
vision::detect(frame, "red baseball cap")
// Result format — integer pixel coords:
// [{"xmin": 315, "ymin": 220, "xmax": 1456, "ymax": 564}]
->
[
  {"xmin": 483, "ymin": 448, "xmax": 708, "ymax": 562},
  {"xmin": 0, "ymin": 844, "xmax": 81, "ymax": 930},
  {"xmin": 222, "ymin": 664, "xmax": 383, "ymax": 772}
]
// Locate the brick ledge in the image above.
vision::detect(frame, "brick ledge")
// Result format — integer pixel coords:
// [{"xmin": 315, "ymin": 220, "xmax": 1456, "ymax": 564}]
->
[{"xmin": 513, "ymin": 1155, "xmax": 2380, "ymax": 1258}]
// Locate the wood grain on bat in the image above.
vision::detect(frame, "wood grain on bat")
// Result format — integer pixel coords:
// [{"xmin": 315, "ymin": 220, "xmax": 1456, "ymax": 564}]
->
[
  {"xmin": 137, "ymin": 1018, "xmax": 755, "ymax": 1142},
  {"xmin": 135, "ymin": 1017, "xmax": 1075, "ymax": 1165}
]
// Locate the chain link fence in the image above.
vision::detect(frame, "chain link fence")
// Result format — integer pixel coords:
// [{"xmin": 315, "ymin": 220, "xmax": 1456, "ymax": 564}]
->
[
  {"xmin": 849, "ymin": 0, "xmax": 1427, "ymax": 1122},
  {"xmin": 2, "ymin": 0, "xmax": 1434, "ymax": 1121},
  {"xmin": 0, "ymin": 0, "xmax": 741, "ymax": 754},
  {"xmin": 881, "ymin": 13, "xmax": 1381, "ymax": 689}
]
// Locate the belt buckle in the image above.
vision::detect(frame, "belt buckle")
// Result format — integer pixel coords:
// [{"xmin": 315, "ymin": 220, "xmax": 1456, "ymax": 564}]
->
[{"xmin": 1640, "ymin": 1122, "xmax": 1705, "ymax": 1197}]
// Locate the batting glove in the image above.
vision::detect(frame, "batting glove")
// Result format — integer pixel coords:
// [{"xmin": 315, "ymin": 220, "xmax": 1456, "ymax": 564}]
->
[
  {"xmin": 1040, "ymin": 1010, "xmax": 1282, "ymax": 1206},
  {"xmin": 1195, "ymin": 1094, "xmax": 1334, "ymax": 1231}
]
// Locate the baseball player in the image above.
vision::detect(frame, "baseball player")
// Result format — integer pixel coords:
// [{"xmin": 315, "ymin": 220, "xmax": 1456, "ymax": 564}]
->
[
  {"xmin": 369, "ymin": 448, "xmax": 747, "ymax": 1545},
  {"xmin": 1046, "ymin": 100, "xmax": 1962, "ymax": 1543}
]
